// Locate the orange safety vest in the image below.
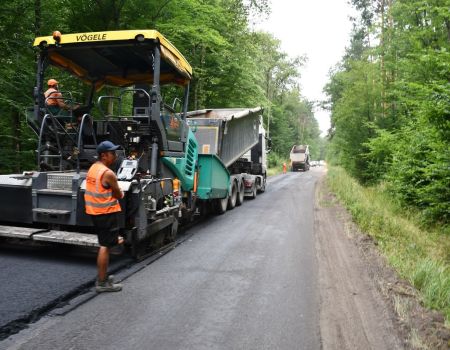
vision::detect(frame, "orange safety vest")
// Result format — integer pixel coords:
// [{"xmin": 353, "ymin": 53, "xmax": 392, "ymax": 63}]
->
[
  {"xmin": 84, "ymin": 162, "xmax": 121, "ymax": 215},
  {"xmin": 44, "ymin": 88, "xmax": 62, "ymax": 106}
]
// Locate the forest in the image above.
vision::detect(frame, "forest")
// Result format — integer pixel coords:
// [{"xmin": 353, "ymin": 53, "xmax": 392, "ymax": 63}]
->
[
  {"xmin": 0, "ymin": 0, "xmax": 322, "ymax": 175},
  {"xmin": 0, "ymin": 0, "xmax": 447, "ymax": 228},
  {"xmin": 325, "ymin": 0, "xmax": 449, "ymax": 228}
]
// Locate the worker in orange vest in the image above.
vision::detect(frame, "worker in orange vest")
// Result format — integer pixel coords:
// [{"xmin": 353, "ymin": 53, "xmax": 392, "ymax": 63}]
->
[
  {"xmin": 85, "ymin": 140, "xmax": 124, "ymax": 293},
  {"xmin": 283, "ymin": 162, "xmax": 287, "ymax": 174},
  {"xmin": 44, "ymin": 78, "xmax": 78, "ymax": 115}
]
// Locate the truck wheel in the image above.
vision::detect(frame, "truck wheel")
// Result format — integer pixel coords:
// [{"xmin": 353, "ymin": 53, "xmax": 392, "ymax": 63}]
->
[
  {"xmin": 227, "ymin": 180, "xmax": 237, "ymax": 210},
  {"xmin": 258, "ymin": 175, "xmax": 266, "ymax": 193},
  {"xmin": 214, "ymin": 196, "xmax": 228, "ymax": 215},
  {"xmin": 250, "ymin": 185, "xmax": 257, "ymax": 199},
  {"xmin": 236, "ymin": 180, "xmax": 244, "ymax": 206}
]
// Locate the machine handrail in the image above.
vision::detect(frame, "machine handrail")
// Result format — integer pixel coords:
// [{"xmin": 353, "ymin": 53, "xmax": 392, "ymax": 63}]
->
[
  {"xmin": 37, "ymin": 113, "xmax": 80, "ymax": 171},
  {"xmin": 171, "ymin": 97, "xmax": 182, "ymax": 112},
  {"xmin": 37, "ymin": 114, "xmax": 63, "ymax": 171},
  {"xmin": 96, "ymin": 89, "xmax": 152, "ymax": 152},
  {"xmin": 97, "ymin": 89, "xmax": 151, "ymax": 118},
  {"xmin": 76, "ymin": 114, "xmax": 98, "ymax": 173},
  {"xmin": 96, "ymin": 95, "xmax": 121, "ymax": 118},
  {"xmin": 118, "ymin": 88, "xmax": 151, "ymax": 117},
  {"xmin": 96, "ymin": 95, "xmax": 125, "ymax": 145}
]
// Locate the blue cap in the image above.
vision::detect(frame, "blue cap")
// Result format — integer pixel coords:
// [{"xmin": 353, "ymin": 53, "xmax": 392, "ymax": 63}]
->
[{"xmin": 96, "ymin": 140, "xmax": 120, "ymax": 154}]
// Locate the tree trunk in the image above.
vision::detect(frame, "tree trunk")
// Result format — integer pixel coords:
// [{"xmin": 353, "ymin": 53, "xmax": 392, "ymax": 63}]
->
[
  {"xmin": 380, "ymin": 0, "xmax": 386, "ymax": 119},
  {"xmin": 11, "ymin": 109, "xmax": 21, "ymax": 172},
  {"xmin": 192, "ymin": 45, "xmax": 198, "ymax": 110},
  {"xmin": 446, "ymin": 19, "xmax": 450, "ymax": 43},
  {"xmin": 199, "ymin": 46, "xmax": 206, "ymax": 108},
  {"xmin": 34, "ymin": 0, "xmax": 41, "ymax": 37}
]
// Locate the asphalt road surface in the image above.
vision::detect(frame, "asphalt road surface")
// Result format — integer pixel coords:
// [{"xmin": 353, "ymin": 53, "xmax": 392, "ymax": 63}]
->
[
  {"xmin": 1, "ymin": 169, "xmax": 321, "ymax": 349},
  {"xmin": 1, "ymin": 167, "xmax": 407, "ymax": 349},
  {"xmin": 0, "ymin": 243, "xmax": 131, "ymax": 338}
]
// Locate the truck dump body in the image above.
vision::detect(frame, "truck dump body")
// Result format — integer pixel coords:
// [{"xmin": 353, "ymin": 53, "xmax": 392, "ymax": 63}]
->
[
  {"xmin": 186, "ymin": 108, "xmax": 262, "ymax": 168},
  {"xmin": 290, "ymin": 145, "xmax": 310, "ymax": 171}
]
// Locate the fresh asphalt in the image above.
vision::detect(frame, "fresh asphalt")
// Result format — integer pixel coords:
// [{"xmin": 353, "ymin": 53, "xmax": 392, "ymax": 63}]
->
[
  {"xmin": 1, "ymin": 169, "xmax": 323, "ymax": 349},
  {"xmin": 0, "ymin": 243, "xmax": 131, "ymax": 339}
]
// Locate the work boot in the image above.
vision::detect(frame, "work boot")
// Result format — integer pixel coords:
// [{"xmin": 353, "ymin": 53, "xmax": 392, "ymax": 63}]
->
[{"xmin": 95, "ymin": 277, "xmax": 122, "ymax": 293}]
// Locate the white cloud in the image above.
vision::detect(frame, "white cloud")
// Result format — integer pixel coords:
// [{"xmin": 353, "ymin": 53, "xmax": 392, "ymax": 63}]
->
[{"xmin": 255, "ymin": 0, "xmax": 356, "ymax": 135}]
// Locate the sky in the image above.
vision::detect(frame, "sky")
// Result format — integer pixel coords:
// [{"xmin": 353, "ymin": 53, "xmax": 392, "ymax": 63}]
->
[{"xmin": 255, "ymin": 0, "xmax": 356, "ymax": 135}]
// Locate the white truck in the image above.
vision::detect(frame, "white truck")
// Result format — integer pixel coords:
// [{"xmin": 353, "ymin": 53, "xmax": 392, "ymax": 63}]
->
[{"xmin": 289, "ymin": 145, "xmax": 310, "ymax": 171}]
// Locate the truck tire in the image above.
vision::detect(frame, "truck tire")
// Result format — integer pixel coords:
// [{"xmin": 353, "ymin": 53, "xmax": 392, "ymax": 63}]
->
[
  {"xmin": 227, "ymin": 180, "xmax": 237, "ymax": 210},
  {"xmin": 214, "ymin": 196, "xmax": 228, "ymax": 215},
  {"xmin": 236, "ymin": 180, "xmax": 245, "ymax": 206},
  {"xmin": 258, "ymin": 175, "xmax": 266, "ymax": 193}
]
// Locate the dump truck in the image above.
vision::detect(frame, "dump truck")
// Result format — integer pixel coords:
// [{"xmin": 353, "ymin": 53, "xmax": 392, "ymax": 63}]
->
[
  {"xmin": 289, "ymin": 145, "xmax": 310, "ymax": 171},
  {"xmin": 0, "ymin": 30, "xmax": 267, "ymax": 257},
  {"xmin": 187, "ymin": 109, "xmax": 267, "ymax": 212}
]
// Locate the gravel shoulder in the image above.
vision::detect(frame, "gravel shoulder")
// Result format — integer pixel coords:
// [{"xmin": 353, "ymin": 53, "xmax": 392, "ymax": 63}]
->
[{"xmin": 314, "ymin": 171, "xmax": 449, "ymax": 350}]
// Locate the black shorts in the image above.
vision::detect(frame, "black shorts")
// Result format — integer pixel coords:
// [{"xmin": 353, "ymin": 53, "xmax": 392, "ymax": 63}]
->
[{"xmin": 90, "ymin": 212, "xmax": 121, "ymax": 248}]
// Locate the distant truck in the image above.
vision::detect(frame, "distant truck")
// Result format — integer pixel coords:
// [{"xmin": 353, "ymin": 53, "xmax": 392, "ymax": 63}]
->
[{"xmin": 289, "ymin": 145, "xmax": 310, "ymax": 171}]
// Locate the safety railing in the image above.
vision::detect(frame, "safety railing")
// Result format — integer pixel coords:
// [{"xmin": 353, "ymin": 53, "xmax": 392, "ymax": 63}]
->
[
  {"xmin": 37, "ymin": 114, "xmax": 66, "ymax": 171},
  {"xmin": 76, "ymin": 114, "xmax": 98, "ymax": 173}
]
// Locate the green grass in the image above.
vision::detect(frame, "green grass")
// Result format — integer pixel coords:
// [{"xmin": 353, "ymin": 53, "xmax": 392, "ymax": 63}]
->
[
  {"xmin": 267, "ymin": 152, "xmax": 290, "ymax": 176},
  {"xmin": 268, "ymin": 166, "xmax": 283, "ymax": 176},
  {"xmin": 327, "ymin": 166, "xmax": 450, "ymax": 322}
]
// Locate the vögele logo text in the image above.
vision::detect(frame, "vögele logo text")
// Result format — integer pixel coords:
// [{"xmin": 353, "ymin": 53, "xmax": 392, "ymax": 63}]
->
[{"xmin": 76, "ymin": 33, "xmax": 107, "ymax": 42}]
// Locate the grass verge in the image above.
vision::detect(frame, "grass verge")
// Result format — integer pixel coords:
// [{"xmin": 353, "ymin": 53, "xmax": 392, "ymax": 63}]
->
[
  {"xmin": 268, "ymin": 166, "xmax": 283, "ymax": 176},
  {"xmin": 267, "ymin": 154, "xmax": 289, "ymax": 176},
  {"xmin": 327, "ymin": 166, "xmax": 450, "ymax": 323}
]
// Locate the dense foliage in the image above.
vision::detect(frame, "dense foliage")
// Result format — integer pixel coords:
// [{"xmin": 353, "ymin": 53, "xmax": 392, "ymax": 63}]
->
[
  {"xmin": 325, "ymin": 0, "xmax": 449, "ymax": 226},
  {"xmin": 0, "ymin": 0, "xmax": 322, "ymax": 174}
]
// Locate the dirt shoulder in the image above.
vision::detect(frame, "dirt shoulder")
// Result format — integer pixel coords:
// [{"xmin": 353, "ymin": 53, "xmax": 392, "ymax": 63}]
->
[{"xmin": 314, "ymin": 174, "xmax": 449, "ymax": 350}]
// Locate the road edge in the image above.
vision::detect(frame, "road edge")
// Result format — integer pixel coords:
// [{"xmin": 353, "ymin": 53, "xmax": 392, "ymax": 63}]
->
[{"xmin": 314, "ymin": 173, "xmax": 450, "ymax": 349}]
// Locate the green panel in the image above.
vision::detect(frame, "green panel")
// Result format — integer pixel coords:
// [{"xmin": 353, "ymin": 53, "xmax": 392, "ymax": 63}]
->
[
  {"xmin": 161, "ymin": 129, "xmax": 198, "ymax": 191},
  {"xmin": 197, "ymin": 154, "xmax": 230, "ymax": 200}
]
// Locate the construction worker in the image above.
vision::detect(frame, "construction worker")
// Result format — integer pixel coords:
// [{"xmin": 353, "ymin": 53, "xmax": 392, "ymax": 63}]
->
[
  {"xmin": 85, "ymin": 140, "xmax": 124, "ymax": 293},
  {"xmin": 44, "ymin": 78, "xmax": 78, "ymax": 115},
  {"xmin": 283, "ymin": 162, "xmax": 287, "ymax": 174}
]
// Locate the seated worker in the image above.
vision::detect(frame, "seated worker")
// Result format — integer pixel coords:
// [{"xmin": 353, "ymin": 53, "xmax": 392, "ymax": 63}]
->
[{"xmin": 44, "ymin": 78, "xmax": 79, "ymax": 115}]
